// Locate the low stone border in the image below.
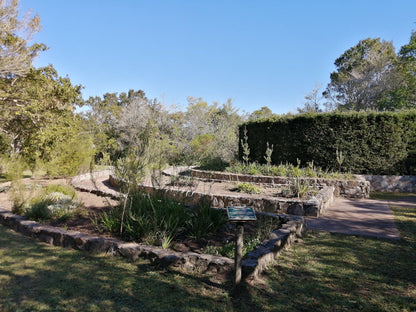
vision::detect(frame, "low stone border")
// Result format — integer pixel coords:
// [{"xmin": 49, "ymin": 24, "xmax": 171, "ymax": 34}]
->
[
  {"xmin": 189, "ymin": 169, "xmax": 370, "ymax": 199},
  {"xmin": 0, "ymin": 207, "xmax": 233, "ymax": 275},
  {"xmin": 242, "ymin": 214, "xmax": 304, "ymax": 280},
  {"xmin": 109, "ymin": 174, "xmax": 334, "ymax": 217},
  {"xmin": 71, "ymin": 170, "xmax": 120, "ymax": 199},
  {"xmin": 0, "ymin": 207, "xmax": 304, "ymax": 281}
]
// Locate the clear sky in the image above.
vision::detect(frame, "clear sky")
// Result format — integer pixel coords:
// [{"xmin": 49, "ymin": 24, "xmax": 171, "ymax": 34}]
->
[{"xmin": 19, "ymin": 0, "xmax": 416, "ymax": 114}]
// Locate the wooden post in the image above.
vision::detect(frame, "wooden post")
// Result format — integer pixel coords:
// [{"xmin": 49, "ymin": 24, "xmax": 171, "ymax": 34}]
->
[{"xmin": 234, "ymin": 222, "xmax": 244, "ymax": 286}]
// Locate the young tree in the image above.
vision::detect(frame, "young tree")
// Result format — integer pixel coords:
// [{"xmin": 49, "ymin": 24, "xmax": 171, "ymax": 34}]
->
[{"xmin": 297, "ymin": 83, "xmax": 324, "ymax": 113}]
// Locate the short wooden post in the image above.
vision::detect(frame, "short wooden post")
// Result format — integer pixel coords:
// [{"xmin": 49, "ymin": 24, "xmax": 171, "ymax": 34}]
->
[
  {"xmin": 234, "ymin": 222, "xmax": 244, "ymax": 286},
  {"xmin": 226, "ymin": 206, "xmax": 256, "ymax": 289}
]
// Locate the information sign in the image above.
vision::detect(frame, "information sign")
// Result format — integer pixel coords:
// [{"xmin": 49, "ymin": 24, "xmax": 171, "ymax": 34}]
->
[{"xmin": 227, "ymin": 206, "xmax": 257, "ymax": 222}]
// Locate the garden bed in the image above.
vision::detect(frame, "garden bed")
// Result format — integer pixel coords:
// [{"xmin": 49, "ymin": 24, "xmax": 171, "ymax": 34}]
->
[
  {"xmin": 109, "ymin": 170, "xmax": 336, "ymax": 217},
  {"xmin": 0, "ymin": 173, "xmax": 305, "ymax": 281}
]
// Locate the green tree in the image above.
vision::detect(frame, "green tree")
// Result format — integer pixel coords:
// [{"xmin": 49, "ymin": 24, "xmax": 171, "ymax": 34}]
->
[
  {"xmin": 0, "ymin": 1, "xmax": 92, "ymax": 176},
  {"xmin": 1, "ymin": 65, "xmax": 83, "ymax": 161},
  {"xmin": 86, "ymin": 89, "xmax": 177, "ymax": 166},
  {"xmin": 0, "ymin": 0, "xmax": 46, "ymax": 78},
  {"xmin": 181, "ymin": 97, "xmax": 243, "ymax": 166},
  {"xmin": 393, "ymin": 31, "xmax": 416, "ymax": 108},
  {"xmin": 86, "ymin": 89, "xmax": 148, "ymax": 162},
  {"xmin": 324, "ymin": 38, "xmax": 402, "ymax": 111},
  {"xmin": 249, "ymin": 106, "xmax": 274, "ymax": 120}
]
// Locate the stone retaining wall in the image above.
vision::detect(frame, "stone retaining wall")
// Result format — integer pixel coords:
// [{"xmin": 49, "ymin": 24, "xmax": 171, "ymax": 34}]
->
[
  {"xmin": 190, "ymin": 169, "xmax": 370, "ymax": 199},
  {"xmin": 0, "ymin": 206, "xmax": 304, "ymax": 281},
  {"xmin": 108, "ymin": 175, "xmax": 334, "ymax": 217},
  {"xmin": 360, "ymin": 175, "xmax": 416, "ymax": 193},
  {"xmin": 0, "ymin": 207, "xmax": 233, "ymax": 274}
]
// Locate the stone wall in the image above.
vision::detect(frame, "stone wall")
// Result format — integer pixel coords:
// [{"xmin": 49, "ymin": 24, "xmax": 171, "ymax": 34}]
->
[
  {"xmin": 109, "ymin": 175, "xmax": 334, "ymax": 217},
  {"xmin": 0, "ymin": 206, "xmax": 304, "ymax": 281},
  {"xmin": 360, "ymin": 175, "xmax": 416, "ymax": 193},
  {"xmin": 190, "ymin": 169, "xmax": 370, "ymax": 199}
]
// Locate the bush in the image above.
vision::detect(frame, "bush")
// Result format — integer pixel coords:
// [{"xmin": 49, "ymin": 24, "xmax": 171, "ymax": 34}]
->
[
  {"xmin": 100, "ymin": 192, "xmax": 228, "ymax": 244},
  {"xmin": 235, "ymin": 182, "xmax": 262, "ymax": 194},
  {"xmin": 226, "ymin": 161, "xmax": 354, "ymax": 180},
  {"xmin": 14, "ymin": 184, "xmax": 81, "ymax": 222}
]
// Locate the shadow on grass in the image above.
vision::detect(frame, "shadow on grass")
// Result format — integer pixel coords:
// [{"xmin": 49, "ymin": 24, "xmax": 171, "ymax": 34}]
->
[
  {"xmin": 258, "ymin": 220, "xmax": 416, "ymax": 312},
  {"xmin": 1, "ymin": 201, "xmax": 415, "ymax": 312},
  {"xmin": 0, "ymin": 224, "xmax": 236, "ymax": 312}
]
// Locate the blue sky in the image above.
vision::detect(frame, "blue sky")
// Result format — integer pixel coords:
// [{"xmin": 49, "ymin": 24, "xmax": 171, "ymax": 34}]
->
[{"xmin": 19, "ymin": 0, "xmax": 416, "ymax": 114}]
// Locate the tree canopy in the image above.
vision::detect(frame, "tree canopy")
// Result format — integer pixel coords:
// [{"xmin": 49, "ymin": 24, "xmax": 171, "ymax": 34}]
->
[
  {"xmin": 0, "ymin": 0, "xmax": 46, "ymax": 78},
  {"xmin": 0, "ymin": 0, "xmax": 92, "ymax": 176},
  {"xmin": 298, "ymin": 33, "xmax": 416, "ymax": 113}
]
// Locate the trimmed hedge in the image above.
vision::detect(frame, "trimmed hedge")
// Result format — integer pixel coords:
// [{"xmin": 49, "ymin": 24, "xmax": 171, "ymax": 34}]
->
[{"xmin": 239, "ymin": 111, "xmax": 416, "ymax": 175}]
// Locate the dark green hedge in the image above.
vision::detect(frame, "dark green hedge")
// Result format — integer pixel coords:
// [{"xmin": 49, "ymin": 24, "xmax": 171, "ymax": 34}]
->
[{"xmin": 239, "ymin": 111, "xmax": 416, "ymax": 175}]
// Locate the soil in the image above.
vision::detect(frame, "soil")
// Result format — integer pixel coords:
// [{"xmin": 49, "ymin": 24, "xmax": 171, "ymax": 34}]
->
[{"xmin": 0, "ymin": 174, "xmax": 282, "ymax": 254}]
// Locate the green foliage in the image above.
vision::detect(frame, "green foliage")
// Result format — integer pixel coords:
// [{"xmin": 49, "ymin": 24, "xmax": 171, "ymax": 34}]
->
[
  {"xmin": 13, "ymin": 184, "xmax": 81, "ymax": 222},
  {"xmin": 226, "ymin": 161, "xmax": 353, "ymax": 180},
  {"xmin": 186, "ymin": 200, "xmax": 228, "ymax": 239},
  {"xmin": 1, "ymin": 65, "xmax": 84, "ymax": 164},
  {"xmin": 264, "ymin": 142, "xmax": 274, "ymax": 174},
  {"xmin": 100, "ymin": 192, "xmax": 227, "ymax": 244},
  {"xmin": 42, "ymin": 184, "xmax": 77, "ymax": 200},
  {"xmin": 40, "ymin": 122, "xmax": 94, "ymax": 178},
  {"xmin": 4, "ymin": 155, "xmax": 27, "ymax": 181},
  {"xmin": 24, "ymin": 199, "xmax": 52, "ymax": 221},
  {"xmin": 293, "ymin": 177, "xmax": 310, "ymax": 198},
  {"xmin": 324, "ymin": 36, "xmax": 416, "ymax": 111},
  {"xmin": 234, "ymin": 182, "xmax": 262, "ymax": 194},
  {"xmin": 240, "ymin": 110, "xmax": 416, "ymax": 175},
  {"xmin": 240, "ymin": 126, "xmax": 250, "ymax": 165}
]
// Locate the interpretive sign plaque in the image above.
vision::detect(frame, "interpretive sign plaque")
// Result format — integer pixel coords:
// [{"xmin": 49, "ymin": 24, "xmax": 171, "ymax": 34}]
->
[{"xmin": 227, "ymin": 206, "xmax": 256, "ymax": 222}]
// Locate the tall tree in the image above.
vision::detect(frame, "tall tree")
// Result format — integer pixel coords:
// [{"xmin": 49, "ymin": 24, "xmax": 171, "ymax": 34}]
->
[
  {"xmin": 0, "ymin": 1, "xmax": 92, "ymax": 176},
  {"xmin": 182, "ymin": 97, "xmax": 243, "ymax": 166},
  {"xmin": 324, "ymin": 38, "xmax": 402, "ymax": 111},
  {"xmin": 0, "ymin": 0, "xmax": 46, "ymax": 78},
  {"xmin": 393, "ymin": 31, "xmax": 416, "ymax": 108}
]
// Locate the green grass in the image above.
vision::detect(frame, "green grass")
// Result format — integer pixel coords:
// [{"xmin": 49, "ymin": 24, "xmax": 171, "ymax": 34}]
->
[{"xmin": 0, "ymin": 197, "xmax": 415, "ymax": 311}]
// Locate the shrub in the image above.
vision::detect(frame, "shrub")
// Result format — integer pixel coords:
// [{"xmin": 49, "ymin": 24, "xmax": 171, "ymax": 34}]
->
[
  {"xmin": 234, "ymin": 182, "xmax": 262, "ymax": 194},
  {"xmin": 100, "ymin": 192, "xmax": 228, "ymax": 244},
  {"xmin": 14, "ymin": 184, "xmax": 81, "ymax": 222},
  {"xmin": 226, "ymin": 161, "xmax": 353, "ymax": 180},
  {"xmin": 187, "ymin": 199, "xmax": 228, "ymax": 239}
]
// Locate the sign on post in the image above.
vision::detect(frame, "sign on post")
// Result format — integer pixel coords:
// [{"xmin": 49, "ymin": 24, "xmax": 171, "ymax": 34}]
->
[
  {"xmin": 226, "ymin": 206, "xmax": 256, "ymax": 287},
  {"xmin": 227, "ymin": 206, "xmax": 257, "ymax": 222}
]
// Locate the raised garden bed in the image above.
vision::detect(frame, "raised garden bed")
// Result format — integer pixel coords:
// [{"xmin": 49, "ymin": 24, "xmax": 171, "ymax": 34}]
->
[{"xmin": 109, "ymin": 169, "xmax": 337, "ymax": 217}]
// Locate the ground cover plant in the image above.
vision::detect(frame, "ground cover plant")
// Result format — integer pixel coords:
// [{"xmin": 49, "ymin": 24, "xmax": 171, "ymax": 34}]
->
[
  {"xmin": 11, "ymin": 183, "xmax": 83, "ymax": 223},
  {"xmin": 225, "ymin": 160, "xmax": 354, "ymax": 180},
  {"xmin": 0, "ymin": 193, "xmax": 414, "ymax": 311}
]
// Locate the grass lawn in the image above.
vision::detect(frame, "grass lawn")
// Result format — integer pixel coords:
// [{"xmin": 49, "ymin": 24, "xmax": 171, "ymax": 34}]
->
[{"xmin": 0, "ymin": 195, "xmax": 415, "ymax": 311}]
